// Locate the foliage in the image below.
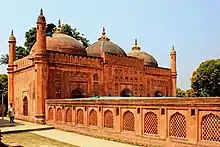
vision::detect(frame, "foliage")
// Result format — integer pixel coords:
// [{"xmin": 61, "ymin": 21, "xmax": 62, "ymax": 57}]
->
[
  {"xmin": 185, "ymin": 89, "xmax": 197, "ymax": 97},
  {"xmin": 16, "ymin": 46, "xmax": 28, "ymax": 60},
  {"xmin": 61, "ymin": 24, "xmax": 90, "ymax": 48},
  {"xmin": 0, "ymin": 74, "xmax": 8, "ymax": 98},
  {"xmin": 176, "ymin": 88, "xmax": 186, "ymax": 97},
  {"xmin": 24, "ymin": 27, "xmax": 36, "ymax": 53},
  {"xmin": 191, "ymin": 59, "xmax": 220, "ymax": 97},
  {"xmin": 0, "ymin": 54, "xmax": 8, "ymax": 65},
  {"xmin": 0, "ymin": 23, "xmax": 90, "ymax": 65}
]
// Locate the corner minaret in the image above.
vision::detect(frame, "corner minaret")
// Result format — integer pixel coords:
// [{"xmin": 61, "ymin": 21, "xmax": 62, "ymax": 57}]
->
[
  {"xmin": 170, "ymin": 46, "xmax": 177, "ymax": 97},
  {"xmin": 8, "ymin": 30, "xmax": 16, "ymax": 104},
  {"xmin": 36, "ymin": 8, "xmax": 46, "ymax": 55},
  {"xmin": 34, "ymin": 9, "xmax": 47, "ymax": 124}
]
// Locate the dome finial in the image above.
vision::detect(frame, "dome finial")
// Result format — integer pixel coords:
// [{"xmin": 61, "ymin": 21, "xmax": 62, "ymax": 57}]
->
[
  {"xmin": 135, "ymin": 38, "xmax": 138, "ymax": 45},
  {"xmin": 132, "ymin": 38, "xmax": 140, "ymax": 50},
  {"xmin": 40, "ymin": 8, "xmax": 43, "ymax": 15},
  {"xmin": 11, "ymin": 30, "xmax": 14, "ymax": 35},
  {"xmin": 54, "ymin": 19, "xmax": 64, "ymax": 34},
  {"xmin": 102, "ymin": 27, "xmax": 106, "ymax": 36},
  {"xmin": 171, "ymin": 45, "xmax": 176, "ymax": 54},
  {"xmin": 58, "ymin": 19, "xmax": 61, "ymax": 28}
]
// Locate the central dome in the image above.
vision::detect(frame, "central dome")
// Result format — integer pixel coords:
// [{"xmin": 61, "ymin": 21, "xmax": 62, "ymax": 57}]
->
[
  {"xmin": 86, "ymin": 28, "xmax": 127, "ymax": 57},
  {"xmin": 30, "ymin": 20, "xmax": 86, "ymax": 56}
]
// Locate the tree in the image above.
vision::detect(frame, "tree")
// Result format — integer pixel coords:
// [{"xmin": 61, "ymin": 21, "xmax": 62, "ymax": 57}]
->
[
  {"xmin": 185, "ymin": 89, "xmax": 197, "ymax": 97},
  {"xmin": 0, "ymin": 54, "xmax": 8, "ymax": 65},
  {"xmin": 191, "ymin": 59, "xmax": 220, "ymax": 97},
  {"xmin": 61, "ymin": 24, "xmax": 90, "ymax": 47},
  {"xmin": 0, "ymin": 23, "xmax": 90, "ymax": 65},
  {"xmin": 176, "ymin": 88, "xmax": 186, "ymax": 97},
  {"xmin": 16, "ymin": 46, "xmax": 28, "ymax": 60},
  {"xmin": 0, "ymin": 74, "xmax": 8, "ymax": 115}
]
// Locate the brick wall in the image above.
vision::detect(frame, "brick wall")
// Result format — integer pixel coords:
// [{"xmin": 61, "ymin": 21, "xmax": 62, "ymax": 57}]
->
[{"xmin": 45, "ymin": 97, "xmax": 220, "ymax": 147}]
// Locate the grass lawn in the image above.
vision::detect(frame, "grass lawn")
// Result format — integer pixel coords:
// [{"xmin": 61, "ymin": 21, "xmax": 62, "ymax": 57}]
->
[{"xmin": 2, "ymin": 132, "xmax": 76, "ymax": 147}]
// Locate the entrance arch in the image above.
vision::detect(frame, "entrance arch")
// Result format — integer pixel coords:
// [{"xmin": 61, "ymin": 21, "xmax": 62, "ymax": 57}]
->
[
  {"xmin": 120, "ymin": 88, "xmax": 132, "ymax": 97},
  {"xmin": 154, "ymin": 91, "xmax": 163, "ymax": 97},
  {"xmin": 23, "ymin": 96, "xmax": 28, "ymax": 116},
  {"xmin": 70, "ymin": 88, "xmax": 86, "ymax": 98}
]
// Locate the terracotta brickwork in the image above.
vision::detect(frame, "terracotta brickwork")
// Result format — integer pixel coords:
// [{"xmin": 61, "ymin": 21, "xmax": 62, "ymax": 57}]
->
[
  {"xmin": 8, "ymin": 10, "xmax": 177, "ymax": 124},
  {"xmin": 46, "ymin": 97, "xmax": 220, "ymax": 147}
]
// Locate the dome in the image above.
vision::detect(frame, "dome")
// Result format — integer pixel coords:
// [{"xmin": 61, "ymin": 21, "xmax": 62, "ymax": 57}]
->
[
  {"xmin": 128, "ymin": 39, "xmax": 158, "ymax": 67},
  {"xmin": 30, "ymin": 21, "xmax": 86, "ymax": 55},
  {"xmin": 86, "ymin": 27, "xmax": 127, "ymax": 57},
  {"xmin": 8, "ymin": 30, "xmax": 16, "ymax": 42}
]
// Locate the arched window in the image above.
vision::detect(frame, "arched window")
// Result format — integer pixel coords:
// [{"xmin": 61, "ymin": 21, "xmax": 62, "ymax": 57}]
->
[
  {"xmin": 123, "ymin": 110, "xmax": 135, "ymax": 131},
  {"xmin": 170, "ymin": 112, "xmax": 187, "ymax": 138}
]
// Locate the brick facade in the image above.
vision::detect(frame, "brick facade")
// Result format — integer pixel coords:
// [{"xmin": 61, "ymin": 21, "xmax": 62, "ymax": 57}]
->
[{"xmin": 7, "ymin": 10, "xmax": 177, "ymax": 124}]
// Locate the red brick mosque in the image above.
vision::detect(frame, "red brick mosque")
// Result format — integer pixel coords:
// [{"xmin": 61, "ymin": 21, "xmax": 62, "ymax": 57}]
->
[{"xmin": 7, "ymin": 9, "xmax": 177, "ymax": 123}]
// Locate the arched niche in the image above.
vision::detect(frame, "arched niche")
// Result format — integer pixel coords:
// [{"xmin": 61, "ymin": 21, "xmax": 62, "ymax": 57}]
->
[
  {"xmin": 120, "ymin": 88, "xmax": 132, "ymax": 97},
  {"xmin": 70, "ymin": 88, "xmax": 86, "ymax": 98}
]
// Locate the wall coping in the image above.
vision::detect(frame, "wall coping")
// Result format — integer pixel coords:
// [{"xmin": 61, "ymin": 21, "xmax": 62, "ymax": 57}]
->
[{"xmin": 46, "ymin": 97, "xmax": 220, "ymax": 106}]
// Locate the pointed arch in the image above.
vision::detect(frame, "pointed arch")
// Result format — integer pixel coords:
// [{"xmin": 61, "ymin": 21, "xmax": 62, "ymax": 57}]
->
[
  {"xmin": 120, "ymin": 88, "xmax": 132, "ymax": 97},
  {"xmin": 154, "ymin": 91, "xmax": 163, "ymax": 97},
  {"xmin": 89, "ymin": 109, "xmax": 97, "ymax": 126},
  {"xmin": 76, "ymin": 109, "xmax": 84, "ymax": 124},
  {"xmin": 70, "ymin": 88, "xmax": 86, "ymax": 98},
  {"xmin": 123, "ymin": 110, "xmax": 135, "ymax": 131},
  {"xmin": 104, "ymin": 110, "xmax": 113, "ymax": 128},
  {"xmin": 66, "ymin": 108, "xmax": 72, "ymax": 122},
  {"xmin": 201, "ymin": 113, "xmax": 220, "ymax": 142},
  {"xmin": 169, "ymin": 112, "xmax": 186, "ymax": 138},
  {"xmin": 48, "ymin": 107, "xmax": 53, "ymax": 121},
  {"xmin": 23, "ymin": 96, "xmax": 28, "ymax": 116}
]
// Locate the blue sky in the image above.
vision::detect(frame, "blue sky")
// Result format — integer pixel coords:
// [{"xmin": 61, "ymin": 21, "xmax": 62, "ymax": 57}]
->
[{"xmin": 0, "ymin": 0, "xmax": 220, "ymax": 90}]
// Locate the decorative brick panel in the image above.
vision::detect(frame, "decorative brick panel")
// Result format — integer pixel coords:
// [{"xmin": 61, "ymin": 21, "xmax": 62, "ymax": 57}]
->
[
  {"xmin": 144, "ymin": 112, "xmax": 158, "ymax": 134},
  {"xmin": 89, "ymin": 109, "xmax": 97, "ymax": 126},
  {"xmin": 48, "ymin": 107, "xmax": 53, "ymax": 120},
  {"xmin": 123, "ymin": 110, "xmax": 135, "ymax": 131},
  {"xmin": 169, "ymin": 112, "xmax": 187, "ymax": 138},
  {"xmin": 56, "ymin": 108, "xmax": 62, "ymax": 121},
  {"xmin": 66, "ymin": 108, "xmax": 72, "ymax": 122},
  {"xmin": 76, "ymin": 109, "xmax": 84, "ymax": 124},
  {"xmin": 201, "ymin": 113, "xmax": 220, "ymax": 142},
  {"xmin": 104, "ymin": 110, "xmax": 113, "ymax": 128}
]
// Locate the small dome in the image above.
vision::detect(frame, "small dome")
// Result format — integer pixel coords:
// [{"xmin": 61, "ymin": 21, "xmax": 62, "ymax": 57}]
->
[
  {"xmin": 86, "ymin": 27, "xmax": 127, "ymax": 57},
  {"xmin": 30, "ymin": 20, "xmax": 86, "ymax": 55},
  {"xmin": 128, "ymin": 39, "xmax": 158, "ymax": 67},
  {"xmin": 8, "ymin": 30, "xmax": 16, "ymax": 42}
]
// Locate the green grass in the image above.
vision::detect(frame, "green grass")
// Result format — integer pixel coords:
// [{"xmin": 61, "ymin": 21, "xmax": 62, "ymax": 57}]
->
[{"xmin": 2, "ymin": 132, "xmax": 76, "ymax": 147}]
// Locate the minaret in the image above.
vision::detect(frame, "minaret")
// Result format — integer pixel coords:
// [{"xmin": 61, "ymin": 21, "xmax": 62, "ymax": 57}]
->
[
  {"xmin": 34, "ymin": 9, "xmax": 47, "ymax": 124},
  {"xmin": 8, "ymin": 30, "xmax": 16, "ymax": 104},
  {"xmin": 170, "ymin": 46, "xmax": 177, "ymax": 97},
  {"xmin": 35, "ymin": 8, "xmax": 46, "ymax": 55}
]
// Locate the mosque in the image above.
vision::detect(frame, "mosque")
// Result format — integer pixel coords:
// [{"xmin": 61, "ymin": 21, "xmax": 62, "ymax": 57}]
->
[{"xmin": 7, "ymin": 9, "xmax": 177, "ymax": 123}]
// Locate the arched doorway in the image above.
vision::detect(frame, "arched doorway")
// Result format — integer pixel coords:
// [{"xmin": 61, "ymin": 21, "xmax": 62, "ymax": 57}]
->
[
  {"xmin": 154, "ymin": 91, "xmax": 163, "ymax": 97},
  {"xmin": 70, "ymin": 88, "xmax": 86, "ymax": 98},
  {"xmin": 120, "ymin": 88, "xmax": 132, "ymax": 97},
  {"xmin": 23, "ymin": 96, "xmax": 28, "ymax": 116}
]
